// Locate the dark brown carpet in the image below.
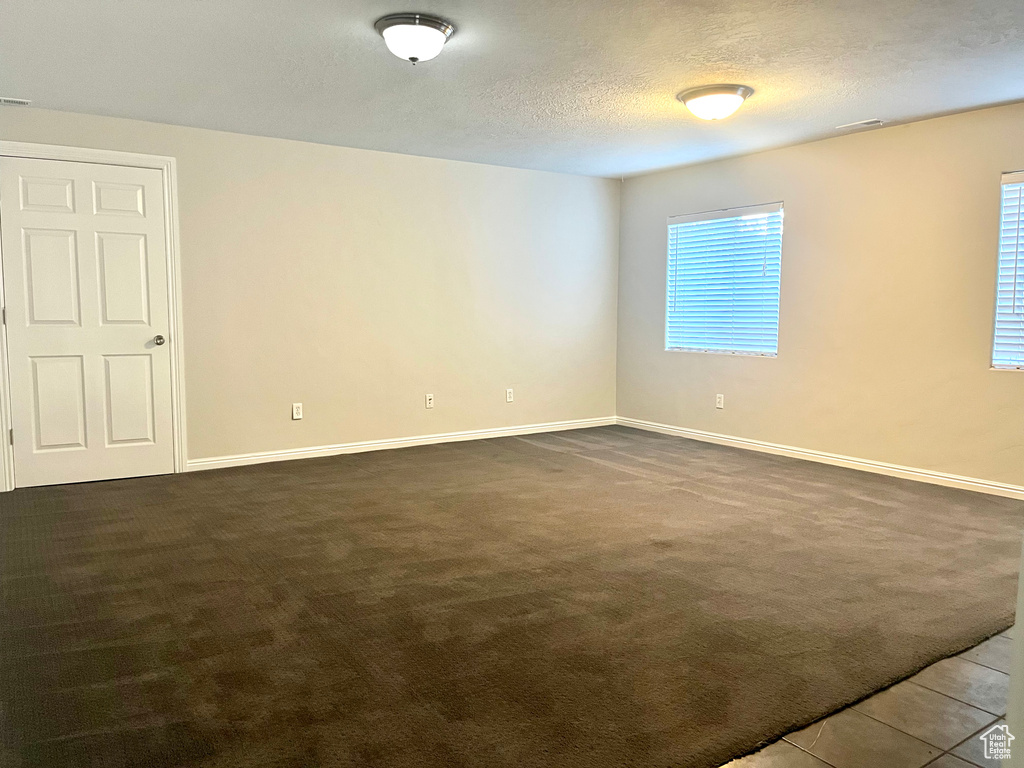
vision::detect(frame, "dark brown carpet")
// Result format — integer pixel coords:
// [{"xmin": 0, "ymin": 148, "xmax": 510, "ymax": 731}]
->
[{"xmin": 0, "ymin": 426, "xmax": 1021, "ymax": 768}]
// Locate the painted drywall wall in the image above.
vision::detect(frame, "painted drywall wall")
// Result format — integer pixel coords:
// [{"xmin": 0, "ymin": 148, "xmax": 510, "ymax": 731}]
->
[
  {"xmin": 1, "ymin": 108, "xmax": 619, "ymax": 461},
  {"xmin": 618, "ymin": 102, "xmax": 1024, "ymax": 487}
]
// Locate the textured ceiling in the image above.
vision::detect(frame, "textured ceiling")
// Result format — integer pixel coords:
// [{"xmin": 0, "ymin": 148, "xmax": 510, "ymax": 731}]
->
[{"xmin": 3, "ymin": 0, "xmax": 1024, "ymax": 177}]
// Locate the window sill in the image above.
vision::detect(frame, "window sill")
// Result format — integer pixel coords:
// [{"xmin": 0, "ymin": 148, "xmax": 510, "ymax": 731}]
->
[{"xmin": 665, "ymin": 347, "xmax": 777, "ymax": 358}]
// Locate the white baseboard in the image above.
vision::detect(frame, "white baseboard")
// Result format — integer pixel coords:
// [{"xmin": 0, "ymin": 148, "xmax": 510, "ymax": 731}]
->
[
  {"xmin": 186, "ymin": 417, "xmax": 617, "ymax": 472},
  {"xmin": 616, "ymin": 416, "xmax": 1024, "ymax": 501},
  {"xmin": 186, "ymin": 413, "xmax": 1024, "ymax": 501}
]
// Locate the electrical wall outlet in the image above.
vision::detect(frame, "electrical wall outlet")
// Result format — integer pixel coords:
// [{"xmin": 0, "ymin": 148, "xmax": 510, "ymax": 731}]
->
[
  {"xmin": 292, "ymin": 402, "xmax": 303, "ymax": 420},
  {"xmin": 506, "ymin": 388, "xmax": 514, "ymax": 403},
  {"xmin": 425, "ymin": 393, "xmax": 434, "ymax": 409},
  {"xmin": 715, "ymin": 394, "xmax": 724, "ymax": 409}
]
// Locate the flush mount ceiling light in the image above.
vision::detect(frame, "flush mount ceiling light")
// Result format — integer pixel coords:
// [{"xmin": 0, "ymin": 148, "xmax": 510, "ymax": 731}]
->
[
  {"xmin": 374, "ymin": 13, "xmax": 455, "ymax": 64},
  {"xmin": 677, "ymin": 85, "xmax": 754, "ymax": 120}
]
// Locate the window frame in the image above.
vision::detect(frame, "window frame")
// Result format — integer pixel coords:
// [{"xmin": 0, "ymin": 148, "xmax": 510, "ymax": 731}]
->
[
  {"xmin": 664, "ymin": 201, "xmax": 784, "ymax": 358},
  {"xmin": 991, "ymin": 171, "xmax": 1024, "ymax": 371}
]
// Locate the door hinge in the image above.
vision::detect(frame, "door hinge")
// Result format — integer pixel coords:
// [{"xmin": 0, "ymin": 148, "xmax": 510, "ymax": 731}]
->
[
  {"xmin": 1, "ymin": 307, "xmax": 5, "ymax": 325},
  {"xmin": 8, "ymin": 429, "xmax": 12, "ymax": 446}
]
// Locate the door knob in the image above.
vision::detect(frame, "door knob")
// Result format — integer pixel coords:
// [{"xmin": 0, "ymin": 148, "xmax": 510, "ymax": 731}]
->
[{"xmin": 153, "ymin": 335, "xmax": 166, "ymax": 346}]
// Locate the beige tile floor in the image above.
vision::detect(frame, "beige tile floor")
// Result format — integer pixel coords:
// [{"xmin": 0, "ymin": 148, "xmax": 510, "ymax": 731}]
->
[{"xmin": 724, "ymin": 627, "xmax": 1015, "ymax": 768}]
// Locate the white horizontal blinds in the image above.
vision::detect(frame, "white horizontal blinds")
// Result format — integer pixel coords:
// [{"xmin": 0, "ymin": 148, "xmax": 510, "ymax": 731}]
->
[
  {"xmin": 666, "ymin": 203, "xmax": 783, "ymax": 355},
  {"xmin": 994, "ymin": 176, "xmax": 1024, "ymax": 369}
]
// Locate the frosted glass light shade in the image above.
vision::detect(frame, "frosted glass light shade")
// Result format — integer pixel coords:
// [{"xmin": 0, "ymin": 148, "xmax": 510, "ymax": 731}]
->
[
  {"xmin": 677, "ymin": 85, "xmax": 754, "ymax": 120},
  {"xmin": 382, "ymin": 24, "xmax": 447, "ymax": 62},
  {"xmin": 375, "ymin": 14, "xmax": 455, "ymax": 63}
]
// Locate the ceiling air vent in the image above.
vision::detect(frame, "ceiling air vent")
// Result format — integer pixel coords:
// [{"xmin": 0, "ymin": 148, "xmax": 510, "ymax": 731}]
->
[
  {"xmin": 836, "ymin": 119, "xmax": 885, "ymax": 131},
  {"xmin": 0, "ymin": 97, "xmax": 32, "ymax": 107}
]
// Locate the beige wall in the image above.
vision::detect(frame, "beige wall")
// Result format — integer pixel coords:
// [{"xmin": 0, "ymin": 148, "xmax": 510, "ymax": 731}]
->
[
  {"xmin": 1, "ymin": 109, "xmax": 619, "ymax": 460},
  {"xmin": 618, "ymin": 103, "xmax": 1024, "ymax": 486},
  {"xmin": 5, "ymin": 103, "xmax": 1023, "ymax": 485}
]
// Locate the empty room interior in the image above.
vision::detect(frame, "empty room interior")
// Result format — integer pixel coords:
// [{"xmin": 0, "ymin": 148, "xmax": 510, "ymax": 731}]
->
[{"xmin": 2, "ymin": 2, "xmax": 1024, "ymax": 767}]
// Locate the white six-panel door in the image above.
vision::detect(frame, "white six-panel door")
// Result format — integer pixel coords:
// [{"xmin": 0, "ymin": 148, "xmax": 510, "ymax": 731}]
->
[{"xmin": 0, "ymin": 157, "xmax": 175, "ymax": 487}]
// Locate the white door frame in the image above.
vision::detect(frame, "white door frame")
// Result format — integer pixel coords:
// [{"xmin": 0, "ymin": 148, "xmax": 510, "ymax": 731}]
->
[{"xmin": 0, "ymin": 141, "xmax": 187, "ymax": 491}]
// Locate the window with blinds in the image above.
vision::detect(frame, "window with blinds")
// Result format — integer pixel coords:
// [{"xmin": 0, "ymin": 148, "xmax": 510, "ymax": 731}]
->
[
  {"xmin": 666, "ymin": 202, "xmax": 783, "ymax": 356},
  {"xmin": 994, "ymin": 173, "xmax": 1024, "ymax": 370}
]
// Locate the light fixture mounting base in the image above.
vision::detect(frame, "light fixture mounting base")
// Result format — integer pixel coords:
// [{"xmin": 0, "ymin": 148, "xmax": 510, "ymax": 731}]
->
[
  {"xmin": 676, "ymin": 84, "xmax": 755, "ymax": 104},
  {"xmin": 374, "ymin": 13, "xmax": 456, "ymax": 40}
]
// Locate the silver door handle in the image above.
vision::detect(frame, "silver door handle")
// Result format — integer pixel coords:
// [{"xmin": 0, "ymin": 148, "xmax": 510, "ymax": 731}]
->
[{"xmin": 153, "ymin": 335, "xmax": 166, "ymax": 346}]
